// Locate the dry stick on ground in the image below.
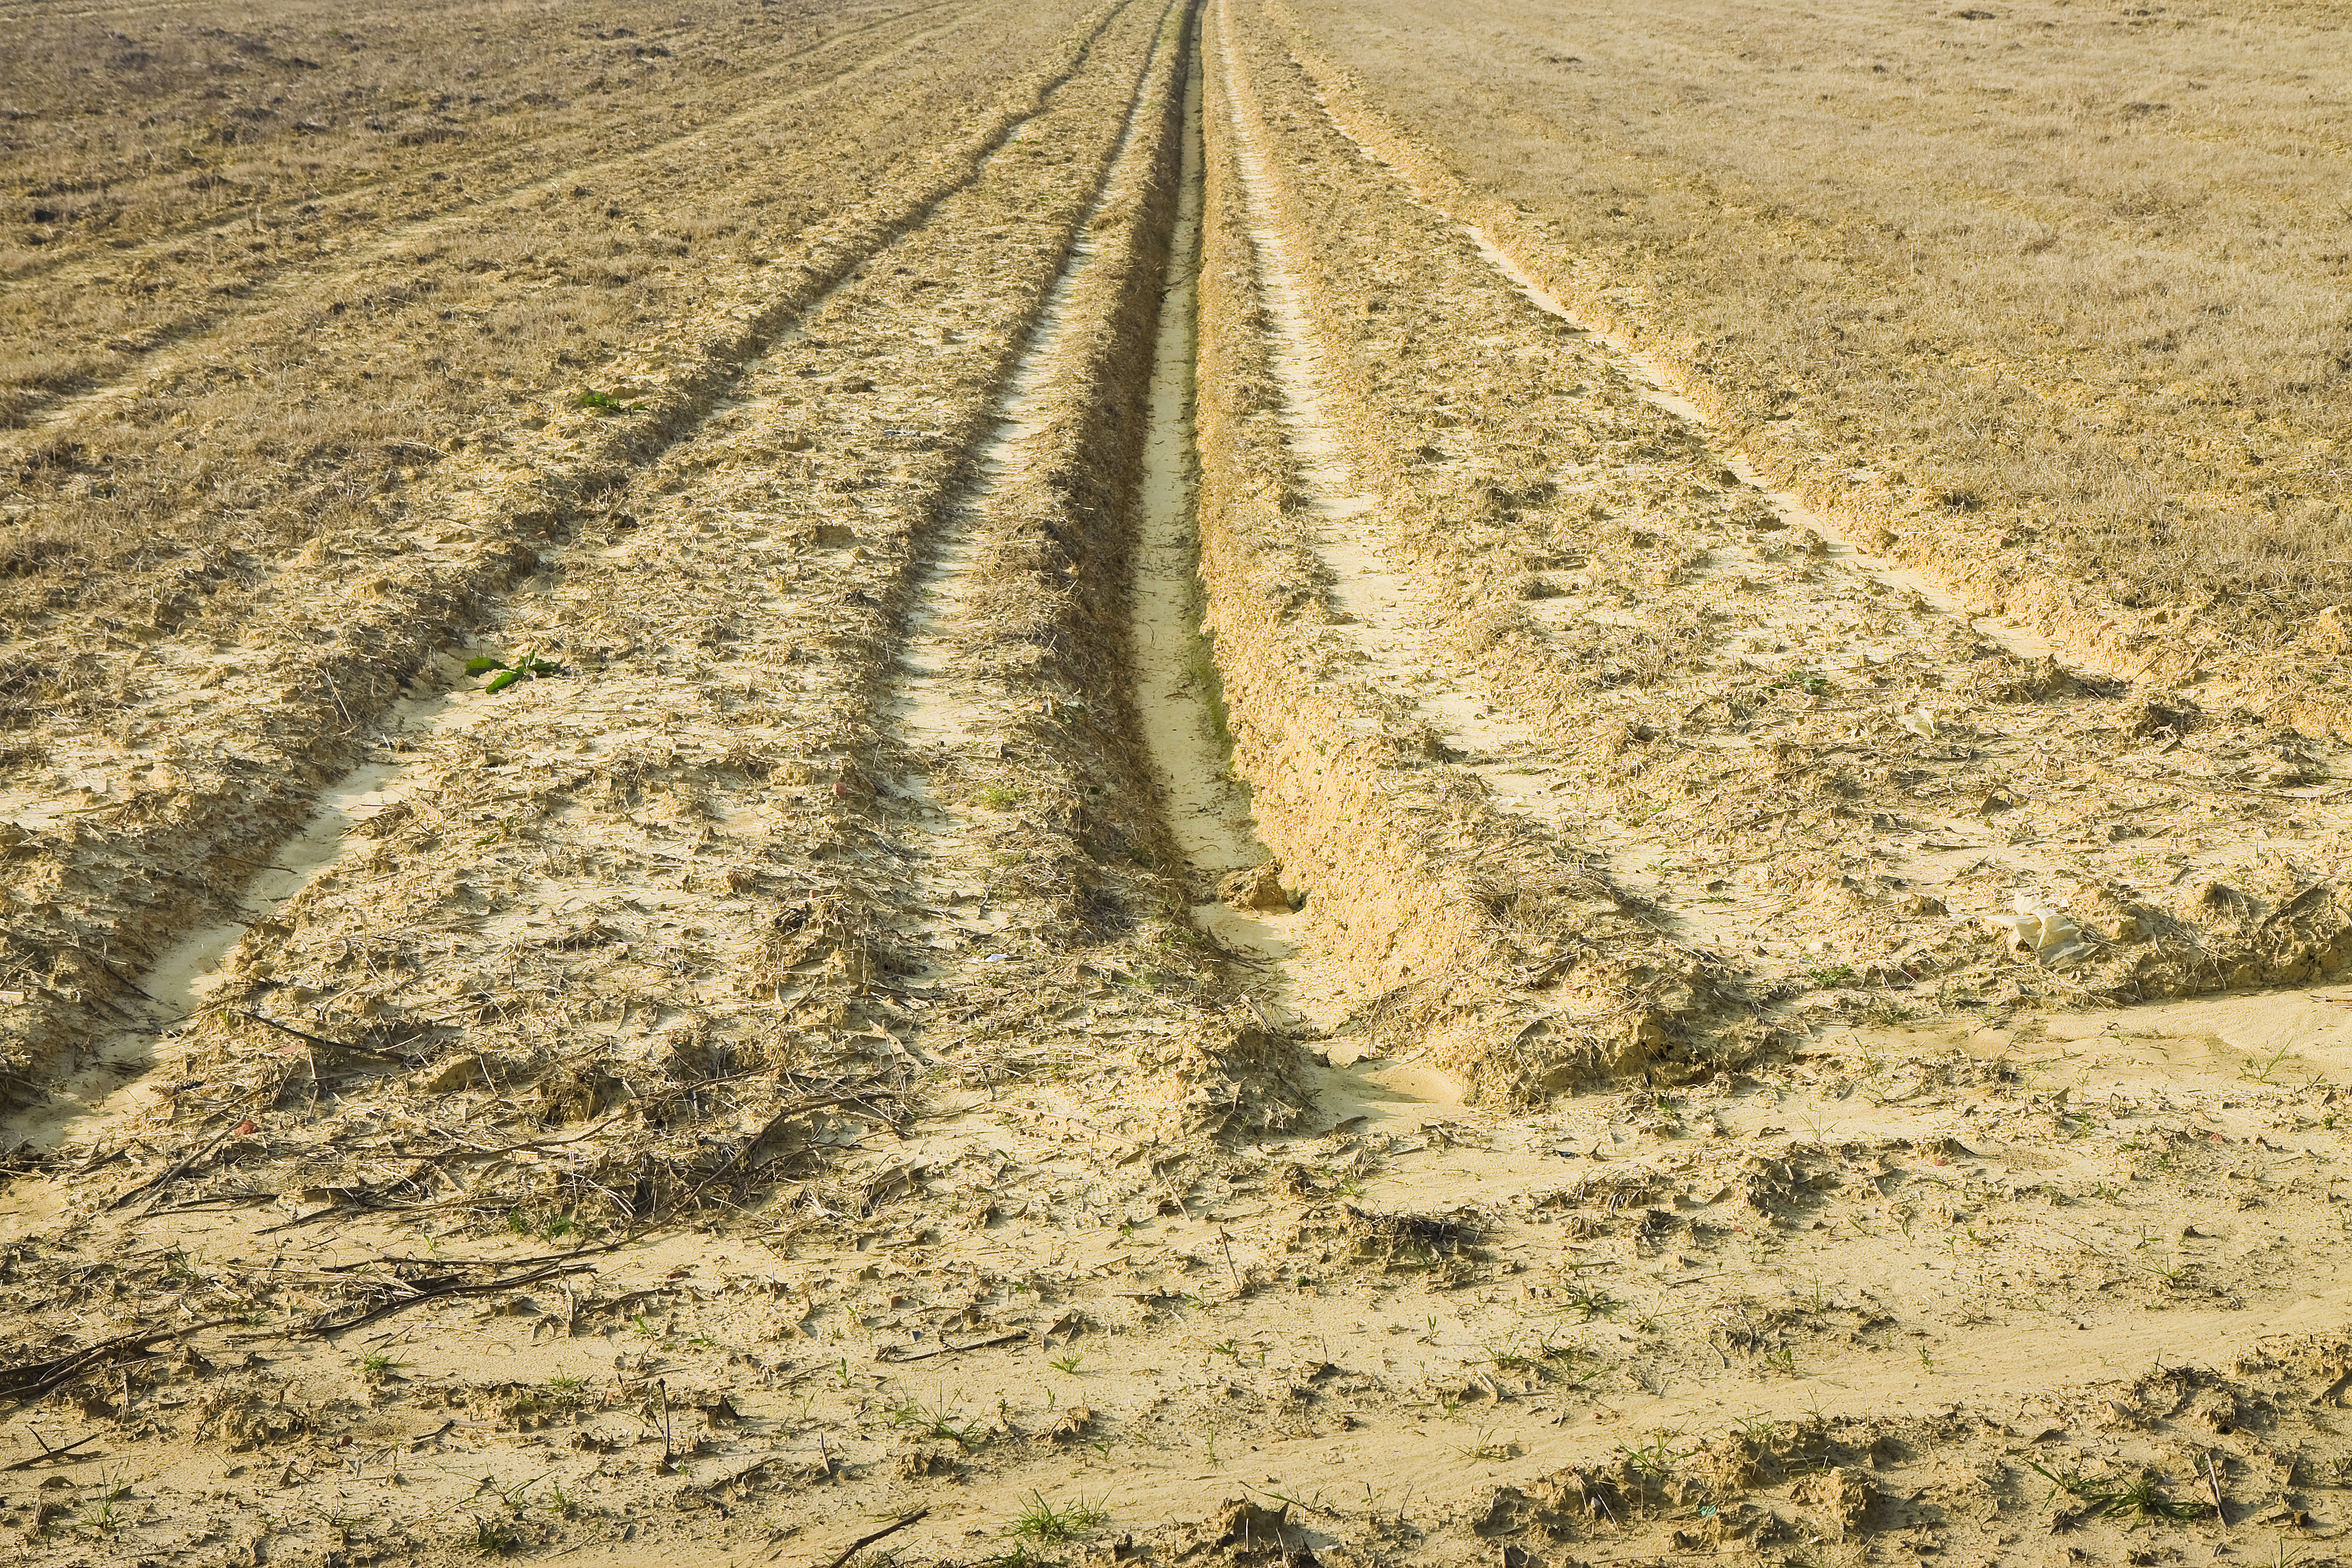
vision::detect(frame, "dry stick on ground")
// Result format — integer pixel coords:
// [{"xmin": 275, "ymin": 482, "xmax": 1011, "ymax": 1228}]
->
[
  {"xmin": 406, "ymin": 1420, "xmax": 458, "ymax": 1451},
  {"xmin": 112, "ymin": 1120, "xmax": 247, "ymax": 1216},
  {"xmin": 675, "ymin": 1091, "xmax": 909, "ymax": 1213},
  {"xmin": 0, "ymin": 1319, "xmax": 240, "ymax": 1405},
  {"xmin": 235, "ymin": 1009, "xmax": 411, "ymax": 1062},
  {"xmin": 810, "ymin": 1508, "xmax": 930, "ymax": 1568},
  {"xmin": 305, "ymin": 1259, "xmax": 598, "ymax": 1339},
  {"xmin": 58, "ymin": 945, "xmax": 157, "ymax": 1005},
  {"xmin": 0, "ymin": 1431, "xmax": 102, "ymax": 1472},
  {"xmin": 876, "ymin": 1330, "xmax": 1028, "ymax": 1363},
  {"xmin": 315, "ymin": 1244, "xmax": 624, "ymax": 1274}
]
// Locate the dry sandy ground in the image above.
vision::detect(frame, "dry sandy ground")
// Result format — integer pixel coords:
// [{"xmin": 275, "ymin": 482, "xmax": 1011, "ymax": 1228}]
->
[
  {"xmin": 4, "ymin": 1, "xmax": 2352, "ymax": 1565},
  {"xmin": 1272, "ymin": 0, "xmax": 2352, "ymax": 728}
]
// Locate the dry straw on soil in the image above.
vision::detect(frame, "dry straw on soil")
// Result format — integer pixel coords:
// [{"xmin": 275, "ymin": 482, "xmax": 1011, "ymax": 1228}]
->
[
  {"xmin": 8, "ymin": 0, "xmax": 2352, "ymax": 1561},
  {"xmin": 1286, "ymin": 0, "xmax": 2352, "ymax": 724}
]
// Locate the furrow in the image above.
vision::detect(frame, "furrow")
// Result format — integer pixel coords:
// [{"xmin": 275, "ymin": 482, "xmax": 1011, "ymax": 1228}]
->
[
  {"xmin": 0, "ymin": 0, "xmax": 1149, "ymax": 1122},
  {"xmin": 853, "ymin": 0, "xmax": 1312, "ymax": 1144},
  {"xmin": 1126, "ymin": 43, "xmax": 1354, "ymax": 1037},
  {"xmin": 1218, "ymin": 0, "xmax": 2352, "ymax": 1024},
  {"xmin": 1193, "ymin": 0, "xmax": 1735, "ymax": 1101}
]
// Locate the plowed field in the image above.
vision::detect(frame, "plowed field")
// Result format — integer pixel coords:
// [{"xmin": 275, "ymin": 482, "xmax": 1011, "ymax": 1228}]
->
[{"xmin": 6, "ymin": 0, "xmax": 2352, "ymax": 1562}]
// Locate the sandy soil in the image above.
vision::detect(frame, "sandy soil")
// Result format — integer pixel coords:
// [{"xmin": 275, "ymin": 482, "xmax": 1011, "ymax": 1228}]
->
[{"xmin": 6, "ymin": 0, "xmax": 2352, "ymax": 1564}]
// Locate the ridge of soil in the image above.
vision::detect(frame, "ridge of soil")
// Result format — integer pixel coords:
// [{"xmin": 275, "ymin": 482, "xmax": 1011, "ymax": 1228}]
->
[{"xmin": 6, "ymin": 1, "xmax": 2352, "ymax": 1564}]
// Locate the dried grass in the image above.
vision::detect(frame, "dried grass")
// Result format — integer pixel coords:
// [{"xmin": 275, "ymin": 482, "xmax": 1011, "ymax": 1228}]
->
[
  {"xmin": 1290, "ymin": 0, "xmax": 2352, "ymax": 647},
  {"xmin": 0, "ymin": 0, "xmax": 1071, "ymax": 693},
  {"xmin": 0, "ymin": 0, "xmax": 963, "ymax": 414}
]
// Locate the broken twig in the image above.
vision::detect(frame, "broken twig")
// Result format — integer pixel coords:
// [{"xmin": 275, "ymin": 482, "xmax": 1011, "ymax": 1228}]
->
[
  {"xmin": 306, "ymin": 1258, "xmax": 595, "ymax": 1338},
  {"xmin": 876, "ymin": 1329, "xmax": 1026, "ymax": 1363},
  {"xmin": 0, "ymin": 1431, "xmax": 102, "ymax": 1471},
  {"xmin": 812, "ymin": 1507, "xmax": 928, "ymax": 1568},
  {"xmin": 0, "ymin": 1319, "xmax": 237, "ymax": 1404}
]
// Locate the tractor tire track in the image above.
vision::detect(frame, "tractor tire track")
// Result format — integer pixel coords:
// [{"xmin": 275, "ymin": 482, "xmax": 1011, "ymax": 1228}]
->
[
  {"xmin": 1193, "ymin": 0, "xmax": 1734, "ymax": 1101},
  {"xmin": 0, "ymin": 0, "xmax": 1011, "ymax": 442},
  {"xmin": 0, "ymin": 0, "xmax": 1153, "ymax": 1121}
]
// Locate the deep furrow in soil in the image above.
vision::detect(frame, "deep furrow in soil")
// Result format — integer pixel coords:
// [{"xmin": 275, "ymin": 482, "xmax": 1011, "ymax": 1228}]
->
[
  {"xmin": 1195, "ymin": 0, "xmax": 1734, "ymax": 1100},
  {"xmin": 1126, "ymin": 48, "xmax": 1359, "ymax": 1041},
  {"xmin": 1217, "ymin": 0, "xmax": 2352, "ymax": 1026},
  {"xmin": 851, "ymin": 0, "xmax": 1316, "ymax": 1155},
  {"xmin": 5, "ymin": 0, "xmax": 1186, "ymax": 1192},
  {"xmin": 0, "ymin": 0, "xmax": 1145, "ymax": 1122},
  {"xmin": 0, "ymin": 0, "xmax": 1005, "ymax": 436},
  {"xmin": 1217, "ymin": 9, "xmax": 1632, "ymax": 888}
]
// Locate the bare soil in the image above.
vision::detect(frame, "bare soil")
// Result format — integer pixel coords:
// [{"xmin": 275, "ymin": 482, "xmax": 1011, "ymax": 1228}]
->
[{"xmin": 5, "ymin": 0, "xmax": 2352, "ymax": 1564}]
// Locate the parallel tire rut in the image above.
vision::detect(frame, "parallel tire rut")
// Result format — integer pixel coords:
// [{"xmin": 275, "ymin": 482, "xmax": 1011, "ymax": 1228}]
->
[
  {"xmin": 8, "ymin": 0, "xmax": 2352, "ymax": 1562},
  {"xmin": 0, "ymin": 0, "xmax": 1152, "ymax": 1112}
]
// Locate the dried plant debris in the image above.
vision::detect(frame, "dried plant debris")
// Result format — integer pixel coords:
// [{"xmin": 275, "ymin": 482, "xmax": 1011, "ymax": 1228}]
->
[{"xmin": 4, "ymin": 0, "xmax": 2352, "ymax": 1561}]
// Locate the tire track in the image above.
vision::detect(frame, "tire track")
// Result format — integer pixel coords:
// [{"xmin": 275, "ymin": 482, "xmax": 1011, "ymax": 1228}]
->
[
  {"xmin": 0, "ymin": 0, "xmax": 1153, "ymax": 1121},
  {"xmin": 1256, "ymin": 0, "xmax": 2065, "ymax": 679},
  {"xmin": 0, "ymin": 0, "xmax": 1007, "ymax": 441},
  {"xmin": 1191, "ymin": 0, "xmax": 1731, "ymax": 1099},
  {"xmin": 1217, "ymin": 10, "xmax": 1607, "ymax": 860},
  {"xmin": 882, "ymin": 5, "xmax": 1188, "ymax": 979},
  {"xmin": 851, "ymin": 0, "xmax": 1311, "ymax": 1149},
  {"xmin": 1217, "ymin": 0, "xmax": 1733, "ymax": 993}
]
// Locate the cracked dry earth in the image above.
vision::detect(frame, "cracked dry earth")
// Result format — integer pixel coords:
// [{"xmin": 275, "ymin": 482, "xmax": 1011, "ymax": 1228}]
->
[{"xmin": 8, "ymin": 1, "xmax": 2352, "ymax": 1565}]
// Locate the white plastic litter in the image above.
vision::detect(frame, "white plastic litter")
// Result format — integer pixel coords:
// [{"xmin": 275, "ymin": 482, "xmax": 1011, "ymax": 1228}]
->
[
  {"xmin": 1897, "ymin": 705, "xmax": 1939, "ymax": 740},
  {"xmin": 1985, "ymin": 896, "xmax": 2091, "ymax": 965}
]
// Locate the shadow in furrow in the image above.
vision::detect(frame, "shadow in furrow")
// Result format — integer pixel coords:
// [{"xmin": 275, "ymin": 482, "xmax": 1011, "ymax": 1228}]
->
[
  {"xmin": 0, "ymin": 0, "xmax": 1151, "ymax": 1118},
  {"xmin": 1127, "ymin": 51, "xmax": 1357, "ymax": 1038},
  {"xmin": 883, "ymin": 1, "xmax": 1186, "ymax": 978},
  {"xmin": 1128, "ymin": 40, "xmax": 1443, "ymax": 1130}
]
